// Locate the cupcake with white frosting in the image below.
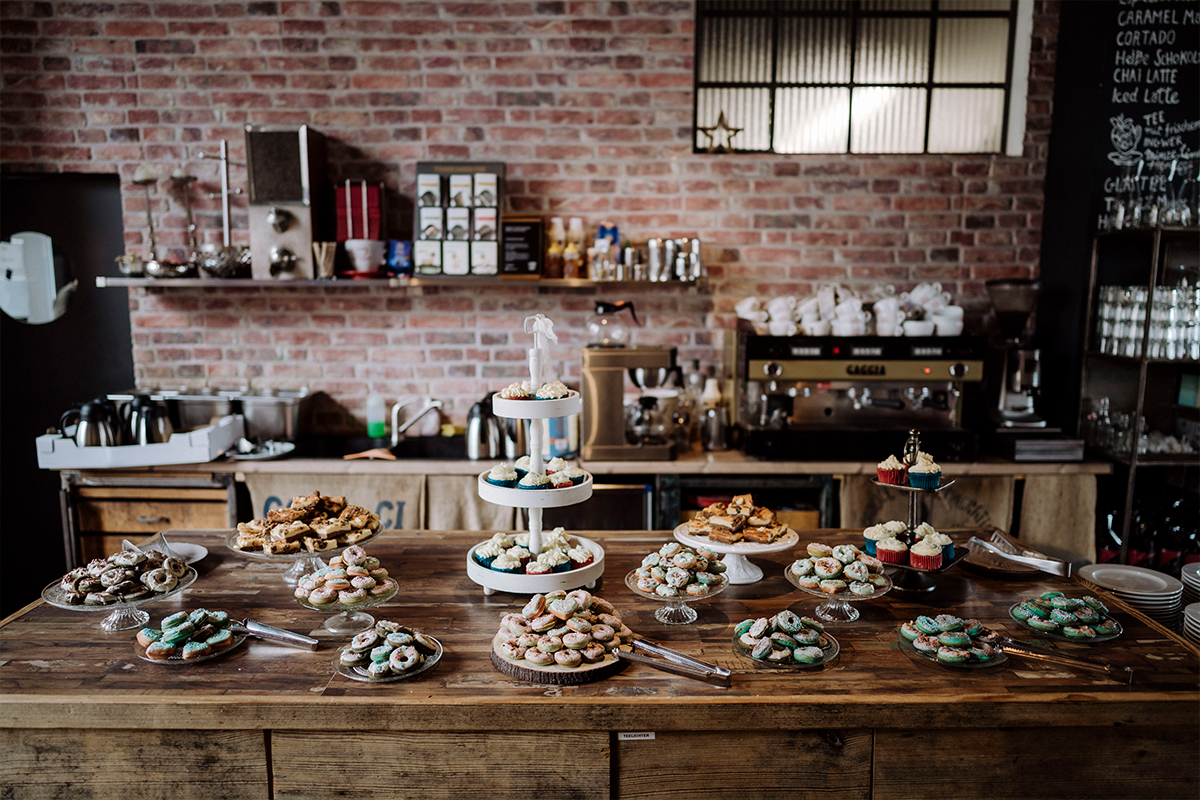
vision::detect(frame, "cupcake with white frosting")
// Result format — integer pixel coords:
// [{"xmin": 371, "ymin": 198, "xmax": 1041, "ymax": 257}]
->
[{"xmin": 485, "ymin": 463, "xmax": 518, "ymax": 488}]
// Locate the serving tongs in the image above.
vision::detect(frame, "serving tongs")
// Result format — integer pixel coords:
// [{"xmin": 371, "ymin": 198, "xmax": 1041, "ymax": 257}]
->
[
  {"xmin": 998, "ymin": 637, "xmax": 1133, "ymax": 683},
  {"xmin": 616, "ymin": 637, "xmax": 731, "ymax": 687},
  {"xmin": 967, "ymin": 536, "xmax": 1072, "ymax": 577}
]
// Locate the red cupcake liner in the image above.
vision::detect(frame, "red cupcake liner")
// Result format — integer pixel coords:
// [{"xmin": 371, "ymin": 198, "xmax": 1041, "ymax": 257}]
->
[
  {"xmin": 909, "ymin": 552, "xmax": 943, "ymax": 571},
  {"xmin": 876, "ymin": 467, "xmax": 908, "ymax": 485},
  {"xmin": 876, "ymin": 546, "xmax": 908, "ymax": 565}
]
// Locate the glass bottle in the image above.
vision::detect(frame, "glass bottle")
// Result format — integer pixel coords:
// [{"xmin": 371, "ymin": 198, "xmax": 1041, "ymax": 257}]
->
[
  {"xmin": 544, "ymin": 217, "xmax": 564, "ymax": 279},
  {"xmin": 562, "ymin": 241, "xmax": 582, "ymax": 279},
  {"xmin": 1096, "ymin": 507, "xmax": 1122, "ymax": 564},
  {"xmin": 1126, "ymin": 500, "xmax": 1157, "ymax": 569}
]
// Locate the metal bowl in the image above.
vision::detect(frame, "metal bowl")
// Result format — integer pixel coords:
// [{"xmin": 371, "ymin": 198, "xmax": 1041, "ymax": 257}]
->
[
  {"xmin": 198, "ymin": 246, "xmax": 251, "ymax": 279},
  {"xmin": 144, "ymin": 259, "xmax": 198, "ymax": 279}
]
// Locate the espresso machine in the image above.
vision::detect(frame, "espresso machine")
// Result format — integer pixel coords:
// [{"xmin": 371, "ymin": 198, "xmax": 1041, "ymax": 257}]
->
[
  {"xmin": 728, "ymin": 324, "xmax": 986, "ymax": 461},
  {"xmin": 986, "ymin": 279, "xmax": 1046, "ymax": 428},
  {"xmin": 581, "ymin": 346, "xmax": 677, "ymax": 461},
  {"xmin": 244, "ymin": 124, "xmax": 332, "ymax": 280}
]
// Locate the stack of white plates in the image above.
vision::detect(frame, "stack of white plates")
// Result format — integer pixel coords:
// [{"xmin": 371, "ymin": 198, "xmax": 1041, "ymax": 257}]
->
[
  {"xmin": 1078, "ymin": 564, "xmax": 1185, "ymax": 630},
  {"xmin": 1182, "ymin": 563, "xmax": 1200, "ymax": 609},
  {"xmin": 1183, "ymin": 603, "xmax": 1200, "ymax": 646}
]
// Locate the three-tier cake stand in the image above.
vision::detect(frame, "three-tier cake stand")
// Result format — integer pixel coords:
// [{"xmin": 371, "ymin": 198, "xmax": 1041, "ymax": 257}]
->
[{"xmin": 466, "ymin": 314, "xmax": 605, "ymax": 595}]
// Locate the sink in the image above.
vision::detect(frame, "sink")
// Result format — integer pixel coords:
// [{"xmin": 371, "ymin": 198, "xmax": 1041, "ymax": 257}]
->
[{"xmin": 308, "ymin": 435, "xmax": 470, "ymax": 460}]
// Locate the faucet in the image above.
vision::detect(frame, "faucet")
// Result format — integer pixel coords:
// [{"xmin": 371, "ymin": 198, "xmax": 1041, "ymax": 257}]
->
[{"xmin": 390, "ymin": 397, "xmax": 443, "ymax": 446}]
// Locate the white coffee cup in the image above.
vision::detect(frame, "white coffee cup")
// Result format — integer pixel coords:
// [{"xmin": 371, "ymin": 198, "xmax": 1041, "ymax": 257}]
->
[
  {"xmin": 934, "ymin": 318, "xmax": 964, "ymax": 336},
  {"xmin": 767, "ymin": 296, "xmax": 797, "ymax": 319},
  {"xmin": 344, "ymin": 239, "xmax": 386, "ymax": 271},
  {"xmin": 805, "ymin": 318, "xmax": 831, "ymax": 336},
  {"xmin": 796, "ymin": 296, "xmax": 820, "ymax": 318},
  {"xmin": 768, "ymin": 320, "xmax": 798, "ymax": 336},
  {"xmin": 922, "ymin": 291, "xmax": 953, "ymax": 314},
  {"xmin": 934, "ymin": 304, "xmax": 964, "ymax": 320},
  {"xmin": 875, "ymin": 314, "xmax": 902, "ymax": 336},
  {"xmin": 835, "ymin": 298, "xmax": 863, "ymax": 319},
  {"xmin": 873, "ymin": 296, "xmax": 900, "ymax": 317},
  {"xmin": 830, "ymin": 319, "xmax": 858, "ymax": 337},
  {"xmin": 903, "ymin": 319, "xmax": 936, "ymax": 337},
  {"xmin": 909, "ymin": 282, "xmax": 943, "ymax": 306},
  {"xmin": 735, "ymin": 297, "xmax": 762, "ymax": 317}
]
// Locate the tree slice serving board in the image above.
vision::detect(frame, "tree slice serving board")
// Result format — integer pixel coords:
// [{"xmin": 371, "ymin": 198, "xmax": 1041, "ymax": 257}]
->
[{"xmin": 489, "ymin": 636, "xmax": 630, "ymax": 686}]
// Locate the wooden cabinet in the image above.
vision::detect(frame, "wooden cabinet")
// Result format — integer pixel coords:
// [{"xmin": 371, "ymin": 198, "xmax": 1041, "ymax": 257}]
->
[{"xmin": 60, "ymin": 472, "xmax": 235, "ymax": 568}]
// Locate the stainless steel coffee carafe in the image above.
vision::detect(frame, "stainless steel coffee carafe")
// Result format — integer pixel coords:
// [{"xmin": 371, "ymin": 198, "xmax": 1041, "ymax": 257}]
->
[
  {"xmin": 60, "ymin": 401, "xmax": 117, "ymax": 447},
  {"xmin": 466, "ymin": 395, "xmax": 501, "ymax": 460},
  {"xmin": 127, "ymin": 395, "xmax": 174, "ymax": 445}
]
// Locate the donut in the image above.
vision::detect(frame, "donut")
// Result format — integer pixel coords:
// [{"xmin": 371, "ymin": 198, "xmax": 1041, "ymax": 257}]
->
[
  {"xmin": 413, "ymin": 633, "xmax": 438, "ymax": 653},
  {"xmin": 748, "ymin": 617, "xmax": 770, "ymax": 638},
  {"xmin": 136, "ymin": 628, "xmax": 163, "ymax": 647},
  {"xmin": 363, "ymin": 556, "xmax": 380, "ymax": 569},
  {"xmin": 338, "ymin": 588, "xmax": 368, "ymax": 605},
  {"xmin": 369, "ymin": 644, "xmax": 394, "ymax": 663},
  {"xmin": 351, "ymin": 631, "xmax": 379, "ymax": 652},
  {"xmin": 813, "ymin": 558, "xmax": 842, "ymax": 579},
  {"xmin": 581, "ymin": 642, "xmax": 606, "ymax": 663},
  {"xmin": 548, "ymin": 597, "xmax": 580, "ymax": 620},
  {"xmin": 181, "ymin": 641, "xmax": 210, "ymax": 660},
  {"xmin": 536, "ymin": 635, "xmax": 563, "ymax": 653},
  {"xmin": 294, "ymin": 585, "xmax": 311, "ymax": 599},
  {"xmin": 343, "ymin": 545, "xmax": 367, "ymax": 567},
  {"xmin": 206, "ymin": 630, "xmax": 234, "ymax": 650},
  {"xmin": 142, "ymin": 568, "xmax": 177, "ymax": 593},
  {"xmin": 350, "ymin": 576, "xmax": 377, "ymax": 590},
  {"xmin": 308, "ymin": 586, "xmax": 337, "ymax": 605},
  {"xmin": 590, "ymin": 597, "xmax": 615, "ymax": 615},
  {"xmin": 99, "ymin": 567, "xmax": 135, "ymax": 588},
  {"xmin": 857, "ymin": 553, "xmax": 884, "ymax": 572},
  {"xmin": 791, "ymin": 627, "xmax": 820, "ymax": 646},
  {"xmin": 849, "ymin": 581, "xmax": 875, "ymax": 596},
  {"xmin": 671, "ymin": 551, "xmax": 697, "ymax": 569},
  {"xmin": 368, "ymin": 580, "xmax": 395, "ymax": 597},
  {"xmin": 565, "ymin": 617, "xmax": 592, "ymax": 633},
  {"xmin": 161, "ymin": 623, "xmax": 195, "ymax": 644},
  {"xmin": 387, "ymin": 631, "xmax": 415, "ymax": 647},
  {"xmin": 566, "ymin": 589, "xmax": 592, "ymax": 610},
  {"xmin": 590, "ymin": 624, "xmax": 615, "ymax": 642},
  {"xmin": 389, "ymin": 645, "xmax": 420, "ymax": 672},
  {"xmin": 62, "ymin": 590, "xmax": 86, "ymax": 605},
  {"xmin": 163, "ymin": 557, "xmax": 187, "ymax": 578},
  {"xmin": 658, "ymin": 542, "xmax": 681, "ymax": 558},
  {"xmin": 327, "ymin": 556, "xmax": 345, "ymax": 569},
  {"xmin": 793, "ymin": 646, "xmax": 825, "ymax": 664},
  {"xmin": 843, "ymin": 561, "xmax": 869, "ymax": 583},
  {"xmin": 789, "ymin": 558, "xmax": 814, "ymax": 577},
  {"xmin": 524, "ymin": 648, "xmax": 554, "ymax": 666},
  {"xmin": 110, "ymin": 551, "xmax": 145, "ymax": 568},
  {"xmin": 831, "ymin": 545, "xmax": 859, "ymax": 564},
  {"xmin": 346, "ymin": 565, "xmax": 370, "ymax": 578},
  {"xmin": 636, "ymin": 577, "xmax": 658, "ymax": 593},
  {"xmin": 554, "ymin": 648, "xmax": 583, "ymax": 667},
  {"xmin": 504, "ymin": 615, "xmax": 532, "ymax": 636},
  {"xmin": 86, "ymin": 559, "xmax": 109, "ymax": 577},
  {"xmin": 85, "ymin": 591, "xmax": 117, "ymax": 606},
  {"xmin": 530, "ymin": 614, "xmax": 557, "ymax": 632},
  {"xmin": 499, "ymin": 640, "xmax": 527, "ymax": 660},
  {"xmin": 685, "ymin": 583, "xmax": 709, "ymax": 597},
  {"xmin": 369, "ymin": 568, "xmax": 389, "ymax": 581},
  {"xmin": 145, "ymin": 641, "xmax": 176, "ymax": 659},
  {"xmin": 655, "ymin": 584, "xmax": 678, "ymax": 598},
  {"xmin": 340, "ymin": 648, "xmax": 369, "ymax": 666},
  {"xmin": 375, "ymin": 620, "xmax": 402, "ymax": 635},
  {"xmin": 806, "ymin": 542, "xmax": 833, "ymax": 559},
  {"xmin": 562, "ymin": 632, "xmax": 590, "ymax": 650},
  {"xmin": 367, "ymin": 661, "xmax": 392, "ymax": 678}
]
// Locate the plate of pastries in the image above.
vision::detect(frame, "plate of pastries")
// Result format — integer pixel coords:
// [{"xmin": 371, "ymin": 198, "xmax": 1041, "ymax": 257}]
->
[
  {"xmin": 675, "ymin": 494, "xmax": 798, "ymax": 551},
  {"xmin": 228, "ymin": 490, "xmax": 382, "ymax": 557}
]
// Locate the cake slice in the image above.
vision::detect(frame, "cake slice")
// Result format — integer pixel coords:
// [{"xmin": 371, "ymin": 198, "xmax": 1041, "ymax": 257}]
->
[
  {"xmin": 709, "ymin": 514, "xmax": 745, "ymax": 534},
  {"xmin": 747, "ymin": 507, "xmax": 776, "ymax": 527},
  {"xmin": 303, "ymin": 536, "xmax": 338, "ymax": 553},
  {"xmin": 731, "ymin": 493, "xmax": 753, "ymax": 507},
  {"xmin": 271, "ymin": 520, "xmax": 312, "ymax": 542},
  {"xmin": 342, "ymin": 528, "xmax": 375, "ymax": 544},
  {"xmin": 686, "ymin": 517, "xmax": 712, "ymax": 536},
  {"xmin": 742, "ymin": 523, "xmax": 785, "ymax": 544},
  {"xmin": 290, "ymin": 490, "xmax": 321, "ymax": 513},
  {"xmin": 267, "ymin": 506, "xmax": 306, "ymax": 524},
  {"xmin": 706, "ymin": 527, "xmax": 742, "ymax": 545},
  {"xmin": 263, "ymin": 539, "xmax": 301, "ymax": 555},
  {"xmin": 309, "ymin": 517, "xmax": 351, "ymax": 540},
  {"xmin": 338, "ymin": 505, "xmax": 372, "ymax": 529}
]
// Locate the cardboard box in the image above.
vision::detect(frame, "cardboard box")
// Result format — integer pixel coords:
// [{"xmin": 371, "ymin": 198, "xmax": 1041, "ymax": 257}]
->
[
  {"xmin": 414, "ymin": 241, "xmax": 441, "ymax": 274},
  {"xmin": 37, "ymin": 415, "xmax": 243, "ymax": 469}
]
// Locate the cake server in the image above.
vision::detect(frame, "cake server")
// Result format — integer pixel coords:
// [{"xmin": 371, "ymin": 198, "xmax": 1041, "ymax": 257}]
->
[
  {"xmin": 967, "ymin": 536, "xmax": 1072, "ymax": 577},
  {"xmin": 615, "ymin": 637, "xmax": 731, "ymax": 687},
  {"xmin": 231, "ymin": 619, "xmax": 319, "ymax": 651},
  {"xmin": 998, "ymin": 637, "xmax": 1132, "ymax": 683}
]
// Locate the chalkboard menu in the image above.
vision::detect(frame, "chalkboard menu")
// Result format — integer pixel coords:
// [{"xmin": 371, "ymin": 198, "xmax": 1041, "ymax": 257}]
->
[{"xmin": 1093, "ymin": 1, "xmax": 1199, "ymax": 229}]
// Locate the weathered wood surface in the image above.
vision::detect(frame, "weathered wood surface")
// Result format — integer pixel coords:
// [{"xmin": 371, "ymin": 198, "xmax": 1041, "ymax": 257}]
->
[
  {"xmin": 1, "ymin": 529, "xmax": 1196, "ymax": 735},
  {"xmin": 0, "ymin": 728, "xmax": 268, "ymax": 800},
  {"xmin": 272, "ymin": 730, "xmax": 609, "ymax": 799},
  {"xmin": 874, "ymin": 725, "xmax": 1200, "ymax": 800}
]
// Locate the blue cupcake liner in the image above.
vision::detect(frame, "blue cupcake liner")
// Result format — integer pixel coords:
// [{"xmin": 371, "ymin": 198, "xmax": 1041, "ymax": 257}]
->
[
  {"xmin": 569, "ymin": 475, "xmax": 585, "ymax": 485},
  {"xmin": 862, "ymin": 537, "xmax": 878, "ymax": 557},
  {"xmin": 942, "ymin": 543, "xmax": 955, "ymax": 559},
  {"xmin": 514, "ymin": 468, "xmax": 528, "ymax": 480},
  {"xmin": 551, "ymin": 562, "xmax": 571, "ymax": 573},
  {"xmin": 493, "ymin": 565, "xmax": 523, "ymax": 574},
  {"xmin": 908, "ymin": 471, "xmax": 942, "ymax": 490},
  {"xmin": 474, "ymin": 553, "xmax": 497, "ymax": 568},
  {"xmin": 485, "ymin": 477, "xmax": 516, "ymax": 488},
  {"xmin": 517, "ymin": 483, "xmax": 548, "ymax": 490}
]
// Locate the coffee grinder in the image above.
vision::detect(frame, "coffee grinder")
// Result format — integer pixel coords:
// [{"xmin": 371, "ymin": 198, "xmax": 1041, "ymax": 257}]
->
[
  {"xmin": 580, "ymin": 301, "xmax": 677, "ymax": 460},
  {"xmin": 244, "ymin": 124, "xmax": 332, "ymax": 280},
  {"xmin": 986, "ymin": 279, "xmax": 1046, "ymax": 428}
]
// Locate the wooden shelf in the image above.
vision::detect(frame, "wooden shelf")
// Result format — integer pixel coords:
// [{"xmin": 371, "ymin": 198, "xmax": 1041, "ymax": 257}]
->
[{"xmin": 96, "ymin": 276, "xmax": 706, "ymax": 290}]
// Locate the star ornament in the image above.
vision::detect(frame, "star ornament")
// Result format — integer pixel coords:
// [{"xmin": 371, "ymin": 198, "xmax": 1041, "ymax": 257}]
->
[{"xmin": 697, "ymin": 111, "xmax": 743, "ymax": 154}]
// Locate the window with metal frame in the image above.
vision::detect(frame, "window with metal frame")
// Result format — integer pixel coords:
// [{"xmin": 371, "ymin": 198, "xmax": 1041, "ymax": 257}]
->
[{"xmin": 694, "ymin": 0, "xmax": 1031, "ymax": 155}]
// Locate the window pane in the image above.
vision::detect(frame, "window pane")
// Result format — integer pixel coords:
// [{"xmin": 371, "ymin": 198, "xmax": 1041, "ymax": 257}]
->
[
  {"xmin": 696, "ymin": 88, "xmax": 771, "ymax": 151},
  {"xmin": 777, "ymin": 17, "xmax": 851, "ymax": 84},
  {"xmin": 697, "ymin": 16, "xmax": 773, "ymax": 82},
  {"xmin": 941, "ymin": 0, "xmax": 1011, "ymax": 10},
  {"xmin": 774, "ymin": 88, "xmax": 851, "ymax": 153},
  {"xmin": 928, "ymin": 88, "xmax": 1004, "ymax": 152},
  {"xmin": 854, "ymin": 18, "xmax": 930, "ymax": 84},
  {"xmin": 934, "ymin": 18, "xmax": 1010, "ymax": 83},
  {"xmin": 850, "ymin": 87, "xmax": 926, "ymax": 153}
]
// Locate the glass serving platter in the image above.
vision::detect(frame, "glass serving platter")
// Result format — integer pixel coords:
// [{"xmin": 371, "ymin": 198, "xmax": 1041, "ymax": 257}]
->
[
  {"xmin": 784, "ymin": 566, "xmax": 892, "ymax": 624},
  {"xmin": 624, "ymin": 570, "xmax": 728, "ymax": 625},
  {"xmin": 223, "ymin": 528, "xmax": 382, "ymax": 586},
  {"xmin": 41, "ymin": 567, "xmax": 198, "ymax": 632},
  {"xmin": 295, "ymin": 582, "xmax": 398, "ymax": 635},
  {"xmin": 896, "ymin": 629, "xmax": 1009, "ymax": 670},
  {"xmin": 731, "ymin": 630, "xmax": 840, "ymax": 670},
  {"xmin": 332, "ymin": 632, "xmax": 442, "ymax": 683},
  {"xmin": 1007, "ymin": 602, "xmax": 1123, "ymax": 643},
  {"xmin": 134, "ymin": 630, "xmax": 248, "ymax": 665}
]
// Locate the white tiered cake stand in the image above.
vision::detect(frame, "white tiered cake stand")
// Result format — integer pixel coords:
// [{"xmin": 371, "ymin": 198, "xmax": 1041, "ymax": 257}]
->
[{"xmin": 466, "ymin": 314, "xmax": 602, "ymax": 596}]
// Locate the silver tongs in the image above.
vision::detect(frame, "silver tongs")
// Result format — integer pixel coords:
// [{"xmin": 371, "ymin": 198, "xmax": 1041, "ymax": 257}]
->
[
  {"xmin": 616, "ymin": 637, "xmax": 731, "ymax": 687},
  {"xmin": 968, "ymin": 536, "xmax": 1072, "ymax": 577},
  {"xmin": 998, "ymin": 637, "xmax": 1132, "ymax": 683},
  {"xmin": 231, "ymin": 619, "xmax": 319, "ymax": 651}
]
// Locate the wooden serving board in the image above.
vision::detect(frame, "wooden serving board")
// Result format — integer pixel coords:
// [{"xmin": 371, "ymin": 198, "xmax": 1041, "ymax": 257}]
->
[{"xmin": 489, "ymin": 636, "xmax": 629, "ymax": 685}]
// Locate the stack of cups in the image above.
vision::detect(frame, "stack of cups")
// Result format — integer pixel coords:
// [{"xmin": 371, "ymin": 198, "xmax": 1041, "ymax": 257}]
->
[
  {"xmin": 831, "ymin": 297, "xmax": 871, "ymax": 336},
  {"xmin": 797, "ymin": 297, "xmax": 829, "ymax": 335},
  {"xmin": 873, "ymin": 296, "xmax": 903, "ymax": 336},
  {"xmin": 765, "ymin": 296, "xmax": 798, "ymax": 336}
]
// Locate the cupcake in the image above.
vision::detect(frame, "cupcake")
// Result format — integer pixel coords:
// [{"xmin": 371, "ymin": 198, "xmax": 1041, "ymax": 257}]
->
[
  {"xmin": 506, "ymin": 545, "xmax": 531, "ymax": 567},
  {"xmin": 549, "ymin": 471, "xmax": 573, "ymax": 489},
  {"xmin": 498, "ymin": 382, "xmax": 531, "ymax": 400},
  {"xmin": 907, "ymin": 458, "xmax": 942, "ymax": 489},
  {"xmin": 485, "ymin": 463, "xmax": 518, "ymax": 488},
  {"xmin": 543, "ymin": 528, "xmax": 570, "ymax": 551},
  {"xmin": 922, "ymin": 531, "xmax": 955, "ymax": 559},
  {"xmin": 544, "ymin": 457, "xmax": 567, "ymax": 475},
  {"xmin": 490, "ymin": 553, "xmax": 522, "ymax": 574},
  {"xmin": 561, "ymin": 465, "xmax": 588, "ymax": 486},
  {"xmin": 474, "ymin": 541, "xmax": 504, "ymax": 568},
  {"xmin": 514, "ymin": 533, "xmax": 530, "ymax": 547},
  {"xmin": 489, "ymin": 531, "xmax": 515, "ymax": 549},
  {"xmin": 536, "ymin": 548, "xmax": 571, "ymax": 573},
  {"xmin": 914, "ymin": 522, "xmax": 937, "ymax": 539},
  {"xmin": 876, "ymin": 454, "xmax": 907, "ymax": 485},
  {"xmin": 862, "ymin": 524, "xmax": 892, "ymax": 557},
  {"xmin": 567, "ymin": 546, "xmax": 594, "ymax": 569},
  {"xmin": 514, "ymin": 455, "xmax": 531, "ymax": 479},
  {"xmin": 910, "ymin": 539, "xmax": 943, "ymax": 570},
  {"xmin": 525, "ymin": 561, "xmax": 552, "ymax": 576},
  {"xmin": 876, "ymin": 537, "xmax": 909, "ymax": 565},
  {"xmin": 535, "ymin": 380, "xmax": 570, "ymax": 400},
  {"xmin": 518, "ymin": 472, "xmax": 550, "ymax": 490}
]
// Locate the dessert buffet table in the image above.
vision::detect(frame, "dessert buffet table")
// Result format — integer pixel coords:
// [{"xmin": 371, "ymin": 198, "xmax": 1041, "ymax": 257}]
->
[{"xmin": 2, "ymin": 529, "xmax": 1197, "ymax": 800}]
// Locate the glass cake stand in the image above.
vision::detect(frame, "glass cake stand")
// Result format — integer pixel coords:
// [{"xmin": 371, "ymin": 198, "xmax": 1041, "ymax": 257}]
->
[
  {"xmin": 224, "ymin": 528, "xmax": 381, "ymax": 586},
  {"xmin": 295, "ymin": 582, "xmax": 398, "ymax": 635},
  {"xmin": 784, "ymin": 567, "xmax": 893, "ymax": 624},
  {"xmin": 41, "ymin": 568, "xmax": 198, "ymax": 632},
  {"xmin": 625, "ymin": 570, "xmax": 728, "ymax": 625}
]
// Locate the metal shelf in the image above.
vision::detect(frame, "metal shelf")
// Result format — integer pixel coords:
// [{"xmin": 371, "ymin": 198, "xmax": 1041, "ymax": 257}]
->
[
  {"xmin": 96, "ymin": 276, "xmax": 706, "ymax": 290},
  {"xmin": 1085, "ymin": 350, "xmax": 1200, "ymax": 366}
]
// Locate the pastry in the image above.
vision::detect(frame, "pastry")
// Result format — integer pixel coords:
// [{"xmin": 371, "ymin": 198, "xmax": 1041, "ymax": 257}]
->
[{"xmin": 876, "ymin": 454, "xmax": 907, "ymax": 485}]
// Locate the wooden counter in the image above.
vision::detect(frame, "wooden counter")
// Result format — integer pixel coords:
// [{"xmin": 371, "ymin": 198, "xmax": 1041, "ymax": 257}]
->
[{"xmin": 3, "ymin": 529, "xmax": 1194, "ymax": 800}]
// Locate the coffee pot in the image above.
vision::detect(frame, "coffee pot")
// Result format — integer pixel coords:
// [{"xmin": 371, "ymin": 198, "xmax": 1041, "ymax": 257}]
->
[
  {"xmin": 126, "ymin": 394, "xmax": 174, "ymax": 445},
  {"xmin": 466, "ymin": 394, "xmax": 501, "ymax": 460},
  {"xmin": 586, "ymin": 300, "xmax": 639, "ymax": 347},
  {"xmin": 59, "ymin": 401, "xmax": 118, "ymax": 447}
]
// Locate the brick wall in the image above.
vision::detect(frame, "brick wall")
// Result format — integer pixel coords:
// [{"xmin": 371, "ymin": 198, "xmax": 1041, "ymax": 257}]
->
[{"xmin": 0, "ymin": 1, "xmax": 1058, "ymax": 425}]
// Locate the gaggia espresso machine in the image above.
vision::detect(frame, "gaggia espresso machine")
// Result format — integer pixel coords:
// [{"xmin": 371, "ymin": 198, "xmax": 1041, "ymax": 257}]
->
[{"xmin": 727, "ymin": 324, "xmax": 986, "ymax": 461}]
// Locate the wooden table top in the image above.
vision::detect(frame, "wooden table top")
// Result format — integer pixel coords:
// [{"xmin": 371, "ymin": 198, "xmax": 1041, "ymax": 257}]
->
[{"xmin": 2, "ymin": 529, "xmax": 1195, "ymax": 732}]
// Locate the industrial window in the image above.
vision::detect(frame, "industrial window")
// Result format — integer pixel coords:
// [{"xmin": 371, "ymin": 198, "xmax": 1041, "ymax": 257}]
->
[{"xmin": 693, "ymin": 0, "xmax": 1034, "ymax": 155}]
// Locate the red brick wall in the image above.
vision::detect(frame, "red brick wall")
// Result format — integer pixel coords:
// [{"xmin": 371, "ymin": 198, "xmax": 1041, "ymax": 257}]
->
[{"xmin": 0, "ymin": 1, "xmax": 1058, "ymax": 425}]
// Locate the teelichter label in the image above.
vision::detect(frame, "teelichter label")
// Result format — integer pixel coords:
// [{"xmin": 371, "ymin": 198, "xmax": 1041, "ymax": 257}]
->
[{"xmin": 617, "ymin": 732, "xmax": 655, "ymax": 741}]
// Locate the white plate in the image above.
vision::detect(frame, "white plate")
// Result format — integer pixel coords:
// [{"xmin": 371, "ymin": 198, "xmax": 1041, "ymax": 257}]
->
[
  {"xmin": 1078, "ymin": 564, "xmax": 1184, "ymax": 596},
  {"xmin": 673, "ymin": 523, "xmax": 800, "ymax": 556},
  {"xmin": 1185, "ymin": 603, "xmax": 1200, "ymax": 623},
  {"xmin": 232, "ymin": 441, "xmax": 296, "ymax": 461},
  {"xmin": 167, "ymin": 542, "xmax": 208, "ymax": 565}
]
